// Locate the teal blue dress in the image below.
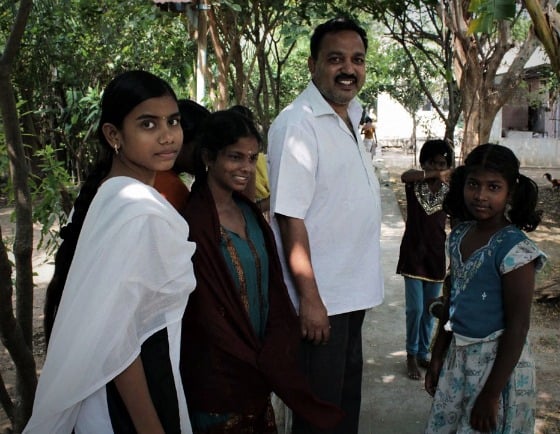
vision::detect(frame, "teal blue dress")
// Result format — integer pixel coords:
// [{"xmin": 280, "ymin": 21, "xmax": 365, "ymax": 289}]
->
[
  {"xmin": 425, "ymin": 222, "xmax": 546, "ymax": 434},
  {"xmin": 190, "ymin": 200, "xmax": 272, "ymax": 431}
]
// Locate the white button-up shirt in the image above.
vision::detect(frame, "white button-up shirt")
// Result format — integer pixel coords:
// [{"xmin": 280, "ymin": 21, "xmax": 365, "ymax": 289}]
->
[{"xmin": 268, "ymin": 82, "xmax": 384, "ymax": 315}]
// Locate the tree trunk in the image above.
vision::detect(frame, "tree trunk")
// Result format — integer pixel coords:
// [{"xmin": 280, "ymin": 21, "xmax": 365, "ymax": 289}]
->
[
  {"xmin": 411, "ymin": 113, "xmax": 418, "ymax": 166},
  {"xmin": 525, "ymin": 0, "xmax": 560, "ymax": 77},
  {"xmin": 445, "ymin": 0, "xmax": 539, "ymax": 159},
  {"xmin": 0, "ymin": 0, "xmax": 39, "ymax": 431},
  {"xmin": 206, "ymin": 7, "xmax": 229, "ymax": 109}
]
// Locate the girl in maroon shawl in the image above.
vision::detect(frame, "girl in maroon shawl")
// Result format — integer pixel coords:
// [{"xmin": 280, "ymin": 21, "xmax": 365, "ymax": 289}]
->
[{"xmin": 180, "ymin": 109, "xmax": 343, "ymax": 433}]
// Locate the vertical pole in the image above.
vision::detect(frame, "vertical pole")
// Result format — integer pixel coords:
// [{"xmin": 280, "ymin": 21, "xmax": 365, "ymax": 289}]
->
[{"xmin": 196, "ymin": 0, "xmax": 208, "ymax": 104}]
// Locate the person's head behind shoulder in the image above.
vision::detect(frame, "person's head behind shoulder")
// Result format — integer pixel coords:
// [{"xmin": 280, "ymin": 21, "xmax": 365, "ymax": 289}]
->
[
  {"xmin": 174, "ymin": 99, "xmax": 211, "ymax": 174},
  {"xmin": 308, "ymin": 17, "xmax": 368, "ymax": 112}
]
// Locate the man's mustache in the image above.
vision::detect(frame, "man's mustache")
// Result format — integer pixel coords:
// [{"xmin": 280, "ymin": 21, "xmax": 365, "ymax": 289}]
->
[{"xmin": 335, "ymin": 74, "xmax": 357, "ymax": 82}]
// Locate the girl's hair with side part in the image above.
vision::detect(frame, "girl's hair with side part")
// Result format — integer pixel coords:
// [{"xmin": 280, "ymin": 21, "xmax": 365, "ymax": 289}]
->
[
  {"xmin": 442, "ymin": 143, "xmax": 541, "ymax": 232},
  {"xmin": 192, "ymin": 109, "xmax": 263, "ymax": 182},
  {"xmin": 419, "ymin": 139, "xmax": 453, "ymax": 167},
  {"xmin": 229, "ymin": 104, "xmax": 255, "ymax": 122},
  {"xmin": 44, "ymin": 70, "xmax": 178, "ymax": 344}
]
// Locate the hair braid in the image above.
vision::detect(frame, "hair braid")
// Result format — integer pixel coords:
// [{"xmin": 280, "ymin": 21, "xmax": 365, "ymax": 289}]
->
[
  {"xmin": 508, "ymin": 174, "xmax": 542, "ymax": 232},
  {"xmin": 43, "ymin": 161, "xmax": 110, "ymax": 345}
]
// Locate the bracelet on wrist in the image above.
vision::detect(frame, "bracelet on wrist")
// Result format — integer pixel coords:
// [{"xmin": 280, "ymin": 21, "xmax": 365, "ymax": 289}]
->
[{"xmin": 428, "ymin": 300, "xmax": 444, "ymax": 318}]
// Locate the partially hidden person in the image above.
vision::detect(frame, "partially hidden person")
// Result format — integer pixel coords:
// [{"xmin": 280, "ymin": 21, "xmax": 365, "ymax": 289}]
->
[
  {"xmin": 180, "ymin": 109, "xmax": 344, "ymax": 433},
  {"xmin": 253, "ymin": 152, "xmax": 271, "ymax": 216},
  {"xmin": 267, "ymin": 17, "xmax": 384, "ymax": 434},
  {"xmin": 28, "ymin": 70, "xmax": 197, "ymax": 433},
  {"xmin": 424, "ymin": 143, "xmax": 546, "ymax": 433},
  {"xmin": 360, "ymin": 117, "xmax": 376, "ymax": 155},
  {"xmin": 154, "ymin": 98, "xmax": 210, "ymax": 210},
  {"xmin": 396, "ymin": 139, "xmax": 453, "ymax": 380}
]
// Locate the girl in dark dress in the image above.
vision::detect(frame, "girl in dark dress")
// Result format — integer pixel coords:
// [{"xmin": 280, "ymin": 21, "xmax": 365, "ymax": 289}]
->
[{"xmin": 396, "ymin": 139, "xmax": 453, "ymax": 380}]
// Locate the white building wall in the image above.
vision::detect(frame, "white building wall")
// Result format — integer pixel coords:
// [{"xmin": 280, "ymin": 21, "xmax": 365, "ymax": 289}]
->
[
  {"xmin": 376, "ymin": 93, "xmax": 413, "ymax": 141},
  {"xmin": 376, "ymin": 92, "xmax": 447, "ymax": 147},
  {"xmin": 491, "ymin": 108, "xmax": 560, "ymax": 167},
  {"xmin": 377, "ymin": 93, "xmax": 560, "ymax": 167},
  {"xmin": 496, "ymin": 132, "xmax": 560, "ymax": 167}
]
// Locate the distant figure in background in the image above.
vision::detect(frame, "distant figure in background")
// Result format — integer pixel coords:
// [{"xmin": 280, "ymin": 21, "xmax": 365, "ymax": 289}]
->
[
  {"xmin": 396, "ymin": 139, "xmax": 453, "ymax": 380},
  {"xmin": 154, "ymin": 99, "xmax": 210, "ymax": 210},
  {"xmin": 361, "ymin": 117, "xmax": 376, "ymax": 156}
]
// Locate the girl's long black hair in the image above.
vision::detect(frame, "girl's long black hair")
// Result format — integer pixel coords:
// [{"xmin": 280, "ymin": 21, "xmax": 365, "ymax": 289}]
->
[
  {"xmin": 443, "ymin": 143, "xmax": 542, "ymax": 232},
  {"xmin": 44, "ymin": 70, "xmax": 178, "ymax": 344}
]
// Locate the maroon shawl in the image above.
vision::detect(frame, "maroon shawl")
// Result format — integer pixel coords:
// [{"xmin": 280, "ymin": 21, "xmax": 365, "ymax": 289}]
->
[{"xmin": 180, "ymin": 181, "xmax": 343, "ymax": 430}]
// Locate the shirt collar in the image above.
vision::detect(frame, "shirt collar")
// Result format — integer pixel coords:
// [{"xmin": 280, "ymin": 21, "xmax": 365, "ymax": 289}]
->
[{"xmin": 303, "ymin": 81, "xmax": 363, "ymax": 124}]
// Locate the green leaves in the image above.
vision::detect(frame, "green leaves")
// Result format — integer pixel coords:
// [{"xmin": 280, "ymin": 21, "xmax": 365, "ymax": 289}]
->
[{"xmin": 468, "ymin": 0, "xmax": 517, "ymax": 34}]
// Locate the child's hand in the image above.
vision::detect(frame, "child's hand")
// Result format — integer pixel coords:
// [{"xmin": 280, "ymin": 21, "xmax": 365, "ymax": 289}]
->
[
  {"xmin": 470, "ymin": 391, "xmax": 499, "ymax": 432},
  {"xmin": 424, "ymin": 358, "xmax": 443, "ymax": 396},
  {"xmin": 439, "ymin": 168, "xmax": 453, "ymax": 184}
]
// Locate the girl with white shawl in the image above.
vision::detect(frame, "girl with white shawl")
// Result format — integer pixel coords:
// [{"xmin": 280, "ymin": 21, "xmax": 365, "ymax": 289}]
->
[{"xmin": 24, "ymin": 70, "xmax": 196, "ymax": 434}]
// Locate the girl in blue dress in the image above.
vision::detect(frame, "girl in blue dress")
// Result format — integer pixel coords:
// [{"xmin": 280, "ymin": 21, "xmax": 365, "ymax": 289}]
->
[{"xmin": 424, "ymin": 143, "xmax": 546, "ymax": 433}]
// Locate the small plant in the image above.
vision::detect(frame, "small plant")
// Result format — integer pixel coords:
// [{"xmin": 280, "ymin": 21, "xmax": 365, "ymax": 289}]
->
[{"xmin": 31, "ymin": 145, "xmax": 78, "ymax": 256}]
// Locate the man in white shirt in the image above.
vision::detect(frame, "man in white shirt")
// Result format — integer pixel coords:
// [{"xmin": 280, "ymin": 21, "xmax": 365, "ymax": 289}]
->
[{"xmin": 267, "ymin": 17, "xmax": 384, "ymax": 434}]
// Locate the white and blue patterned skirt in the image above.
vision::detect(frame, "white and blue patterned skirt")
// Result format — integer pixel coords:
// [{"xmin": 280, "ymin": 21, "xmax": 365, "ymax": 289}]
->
[{"xmin": 425, "ymin": 334, "xmax": 535, "ymax": 434}]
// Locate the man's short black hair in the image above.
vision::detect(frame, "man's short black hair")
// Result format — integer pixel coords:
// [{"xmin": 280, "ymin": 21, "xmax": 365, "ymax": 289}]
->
[{"xmin": 310, "ymin": 17, "xmax": 368, "ymax": 60}]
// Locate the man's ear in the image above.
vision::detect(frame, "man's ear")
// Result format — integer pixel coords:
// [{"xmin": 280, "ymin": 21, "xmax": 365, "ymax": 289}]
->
[{"xmin": 308, "ymin": 56, "xmax": 315, "ymax": 75}]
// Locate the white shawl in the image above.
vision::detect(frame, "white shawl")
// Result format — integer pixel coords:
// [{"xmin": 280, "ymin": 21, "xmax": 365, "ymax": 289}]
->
[{"xmin": 24, "ymin": 177, "xmax": 196, "ymax": 433}]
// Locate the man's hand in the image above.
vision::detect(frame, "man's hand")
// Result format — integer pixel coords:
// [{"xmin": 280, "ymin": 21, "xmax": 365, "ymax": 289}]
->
[
  {"xmin": 276, "ymin": 214, "xmax": 331, "ymax": 345},
  {"xmin": 299, "ymin": 295, "xmax": 330, "ymax": 345}
]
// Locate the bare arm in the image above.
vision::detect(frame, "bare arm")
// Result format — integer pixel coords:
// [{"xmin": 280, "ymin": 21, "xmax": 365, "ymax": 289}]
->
[
  {"xmin": 424, "ymin": 299, "xmax": 452, "ymax": 396},
  {"xmin": 401, "ymin": 168, "xmax": 453, "ymax": 184},
  {"xmin": 469, "ymin": 261, "xmax": 536, "ymax": 432},
  {"xmin": 276, "ymin": 214, "xmax": 330, "ymax": 344},
  {"xmin": 113, "ymin": 356, "xmax": 165, "ymax": 434}
]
